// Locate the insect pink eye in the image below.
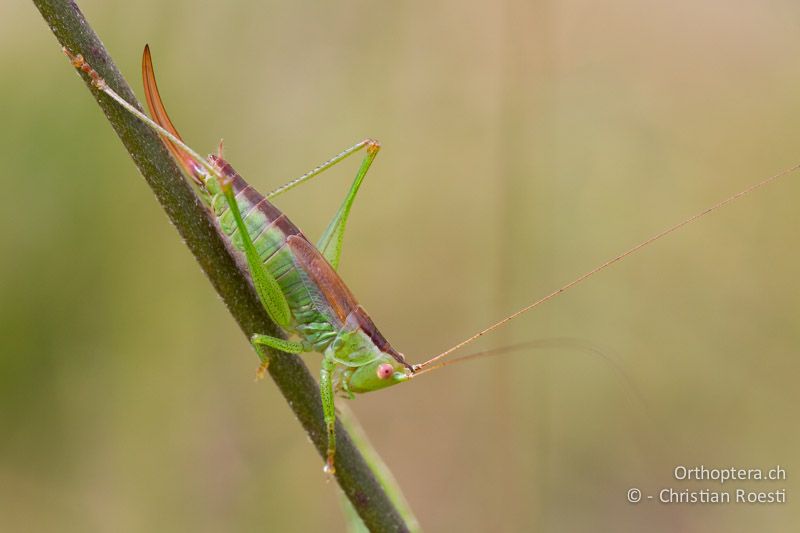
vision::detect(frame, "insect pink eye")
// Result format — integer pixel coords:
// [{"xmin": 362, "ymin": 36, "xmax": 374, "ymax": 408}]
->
[{"xmin": 376, "ymin": 363, "xmax": 393, "ymax": 380}]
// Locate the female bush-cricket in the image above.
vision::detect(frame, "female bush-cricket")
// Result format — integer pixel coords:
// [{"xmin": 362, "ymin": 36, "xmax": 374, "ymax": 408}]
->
[{"xmin": 65, "ymin": 45, "xmax": 798, "ymax": 476}]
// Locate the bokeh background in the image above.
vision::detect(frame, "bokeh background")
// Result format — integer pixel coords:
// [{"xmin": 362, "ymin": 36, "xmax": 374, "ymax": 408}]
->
[{"xmin": 2, "ymin": 1, "xmax": 799, "ymax": 531}]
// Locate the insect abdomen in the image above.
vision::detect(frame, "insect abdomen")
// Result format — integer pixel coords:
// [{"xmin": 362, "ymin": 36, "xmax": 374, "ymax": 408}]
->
[{"xmin": 209, "ymin": 158, "xmax": 338, "ymax": 346}]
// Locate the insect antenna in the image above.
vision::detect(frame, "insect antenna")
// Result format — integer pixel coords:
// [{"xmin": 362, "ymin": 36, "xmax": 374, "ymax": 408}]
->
[
  {"xmin": 409, "ymin": 337, "xmax": 648, "ymax": 411},
  {"xmin": 411, "ymin": 338, "xmax": 616, "ymax": 375},
  {"xmin": 412, "ymin": 162, "xmax": 800, "ymax": 373}
]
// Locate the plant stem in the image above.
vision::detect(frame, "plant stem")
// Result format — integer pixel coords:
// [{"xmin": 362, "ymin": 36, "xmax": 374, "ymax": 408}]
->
[{"xmin": 33, "ymin": 1, "xmax": 413, "ymax": 530}]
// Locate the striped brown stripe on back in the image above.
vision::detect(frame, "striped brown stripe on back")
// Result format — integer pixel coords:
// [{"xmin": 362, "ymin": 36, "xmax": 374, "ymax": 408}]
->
[
  {"xmin": 349, "ymin": 306, "xmax": 410, "ymax": 368},
  {"xmin": 287, "ymin": 235, "xmax": 358, "ymax": 322},
  {"xmin": 287, "ymin": 235, "xmax": 408, "ymax": 367},
  {"xmin": 252, "ymin": 196, "xmax": 286, "ymax": 226},
  {"xmin": 210, "ymin": 155, "xmax": 301, "ymax": 237},
  {"xmin": 273, "ymin": 213, "xmax": 302, "ymax": 238},
  {"xmin": 206, "ymin": 156, "xmax": 409, "ymax": 364}
]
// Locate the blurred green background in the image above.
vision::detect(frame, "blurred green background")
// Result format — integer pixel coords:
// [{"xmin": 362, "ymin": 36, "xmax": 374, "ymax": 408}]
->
[{"xmin": 2, "ymin": 1, "xmax": 799, "ymax": 531}]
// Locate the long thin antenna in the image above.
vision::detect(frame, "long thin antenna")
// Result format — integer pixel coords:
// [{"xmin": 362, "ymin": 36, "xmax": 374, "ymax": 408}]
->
[
  {"xmin": 411, "ymin": 338, "xmax": 613, "ymax": 376},
  {"xmin": 413, "ymin": 162, "xmax": 800, "ymax": 372},
  {"xmin": 409, "ymin": 338, "xmax": 648, "ymax": 415}
]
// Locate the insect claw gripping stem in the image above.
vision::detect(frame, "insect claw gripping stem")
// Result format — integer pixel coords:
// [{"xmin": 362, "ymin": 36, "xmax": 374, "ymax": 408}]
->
[
  {"xmin": 255, "ymin": 361, "xmax": 269, "ymax": 381},
  {"xmin": 324, "ymin": 454, "xmax": 336, "ymax": 476},
  {"xmin": 62, "ymin": 47, "xmax": 106, "ymax": 89}
]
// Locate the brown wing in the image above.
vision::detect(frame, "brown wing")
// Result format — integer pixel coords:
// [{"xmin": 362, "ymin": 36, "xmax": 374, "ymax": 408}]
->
[
  {"xmin": 141, "ymin": 45, "xmax": 202, "ymax": 183},
  {"xmin": 287, "ymin": 235, "xmax": 358, "ymax": 322}
]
